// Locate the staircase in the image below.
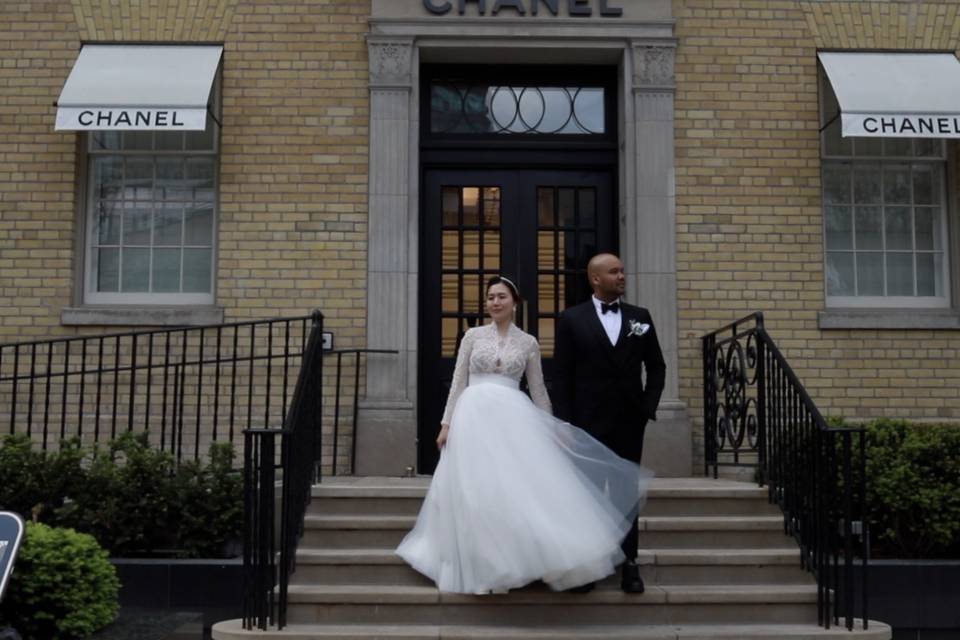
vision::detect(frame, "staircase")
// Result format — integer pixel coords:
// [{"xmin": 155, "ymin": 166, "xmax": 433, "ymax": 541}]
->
[{"xmin": 212, "ymin": 476, "xmax": 890, "ymax": 640}]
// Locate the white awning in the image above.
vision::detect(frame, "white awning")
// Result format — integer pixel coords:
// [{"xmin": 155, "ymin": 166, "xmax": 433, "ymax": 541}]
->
[
  {"xmin": 55, "ymin": 45, "xmax": 223, "ymax": 131},
  {"xmin": 818, "ymin": 52, "xmax": 960, "ymax": 138}
]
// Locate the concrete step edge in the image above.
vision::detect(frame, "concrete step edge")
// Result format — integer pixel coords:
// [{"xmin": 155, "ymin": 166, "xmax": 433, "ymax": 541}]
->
[
  {"xmin": 295, "ymin": 547, "xmax": 804, "ymax": 566},
  {"xmin": 285, "ymin": 583, "xmax": 820, "ymax": 605},
  {"xmin": 212, "ymin": 620, "xmax": 891, "ymax": 640},
  {"xmin": 639, "ymin": 516, "xmax": 784, "ymax": 531}
]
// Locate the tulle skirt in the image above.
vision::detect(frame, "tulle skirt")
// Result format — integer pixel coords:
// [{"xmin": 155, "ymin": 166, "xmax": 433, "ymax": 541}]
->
[{"xmin": 396, "ymin": 374, "xmax": 653, "ymax": 594}]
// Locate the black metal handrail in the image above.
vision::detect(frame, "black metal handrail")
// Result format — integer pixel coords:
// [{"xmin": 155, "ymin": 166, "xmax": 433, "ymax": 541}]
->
[
  {"xmin": 242, "ymin": 310, "xmax": 324, "ymax": 630},
  {"xmin": 702, "ymin": 312, "xmax": 869, "ymax": 631},
  {"xmin": 0, "ymin": 315, "xmax": 314, "ymax": 463}
]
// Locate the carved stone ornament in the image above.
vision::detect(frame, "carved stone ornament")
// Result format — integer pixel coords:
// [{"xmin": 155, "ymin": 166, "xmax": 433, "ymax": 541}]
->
[
  {"xmin": 369, "ymin": 40, "xmax": 413, "ymax": 86},
  {"xmin": 633, "ymin": 44, "xmax": 675, "ymax": 87}
]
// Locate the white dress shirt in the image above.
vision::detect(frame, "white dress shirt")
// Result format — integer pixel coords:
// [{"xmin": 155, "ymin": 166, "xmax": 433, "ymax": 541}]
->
[{"xmin": 592, "ymin": 296, "xmax": 621, "ymax": 346}]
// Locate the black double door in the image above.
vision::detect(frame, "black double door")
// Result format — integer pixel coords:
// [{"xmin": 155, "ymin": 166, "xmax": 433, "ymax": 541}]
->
[{"xmin": 418, "ymin": 168, "xmax": 616, "ymax": 472}]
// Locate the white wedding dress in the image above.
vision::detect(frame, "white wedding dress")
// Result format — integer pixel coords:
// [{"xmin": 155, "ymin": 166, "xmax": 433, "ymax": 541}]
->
[{"xmin": 396, "ymin": 322, "xmax": 652, "ymax": 594}]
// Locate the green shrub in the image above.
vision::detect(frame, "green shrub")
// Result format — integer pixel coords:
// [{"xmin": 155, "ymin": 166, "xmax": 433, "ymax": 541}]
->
[
  {"xmin": 55, "ymin": 432, "xmax": 176, "ymax": 556},
  {"xmin": 170, "ymin": 442, "xmax": 243, "ymax": 558},
  {"xmin": 833, "ymin": 418, "xmax": 960, "ymax": 558},
  {"xmin": 0, "ymin": 435, "xmax": 84, "ymax": 522},
  {"xmin": 0, "ymin": 522, "xmax": 119, "ymax": 639},
  {"xmin": 0, "ymin": 433, "xmax": 243, "ymax": 558}
]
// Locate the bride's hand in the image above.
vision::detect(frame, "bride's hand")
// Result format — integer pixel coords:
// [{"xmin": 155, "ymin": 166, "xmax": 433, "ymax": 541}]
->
[{"xmin": 436, "ymin": 424, "xmax": 450, "ymax": 450}]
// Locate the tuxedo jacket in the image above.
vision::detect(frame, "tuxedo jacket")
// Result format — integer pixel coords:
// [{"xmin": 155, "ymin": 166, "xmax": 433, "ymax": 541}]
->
[{"xmin": 551, "ymin": 300, "xmax": 666, "ymax": 463}]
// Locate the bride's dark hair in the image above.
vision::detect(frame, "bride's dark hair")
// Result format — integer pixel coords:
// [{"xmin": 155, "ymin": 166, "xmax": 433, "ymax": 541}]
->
[{"xmin": 486, "ymin": 275, "xmax": 521, "ymax": 304}]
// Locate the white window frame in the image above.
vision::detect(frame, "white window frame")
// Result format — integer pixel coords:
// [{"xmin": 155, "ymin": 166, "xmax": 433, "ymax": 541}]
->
[
  {"xmin": 820, "ymin": 69, "xmax": 953, "ymax": 310},
  {"xmin": 81, "ymin": 73, "xmax": 220, "ymax": 307}
]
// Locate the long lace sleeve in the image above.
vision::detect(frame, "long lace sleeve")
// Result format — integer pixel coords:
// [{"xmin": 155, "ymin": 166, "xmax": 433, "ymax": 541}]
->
[
  {"xmin": 441, "ymin": 329, "xmax": 475, "ymax": 426},
  {"xmin": 524, "ymin": 338, "xmax": 552, "ymax": 415}
]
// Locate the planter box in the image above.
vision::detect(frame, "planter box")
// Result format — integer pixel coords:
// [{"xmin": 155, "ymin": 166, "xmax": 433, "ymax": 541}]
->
[
  {"xmin": 111, "ymin": 558, "xmax": 242, "ymax": 632},
  {"xmin": 854, "ymin": 559, "xmax": 960, "ymax": 639}
]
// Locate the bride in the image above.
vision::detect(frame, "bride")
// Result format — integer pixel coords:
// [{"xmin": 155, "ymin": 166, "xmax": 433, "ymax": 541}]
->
[{"xmin": 396, "ymin": 276, "xmax": 652, "ymax": 594}]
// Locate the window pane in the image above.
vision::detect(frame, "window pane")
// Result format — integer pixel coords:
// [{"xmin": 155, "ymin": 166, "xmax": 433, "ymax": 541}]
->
[
  {"xmin": 126, "ymin": 158, "xmax": 154, "ymax": 200},
  {"xmin": 482, "ymin": 187, "xmax": 500, "ymax": 226},
  {"xmin": 823, "ymin": 165, "xmax": 851, "ymax": 204},
  {"xmin": 854, "ymin": 137, "xmax": 881, "ymax": 157},
  {"xmin": 883, "ymin": 165, "xmax": 911, "ymax": 204},
  {"xmin": 912, "ymin": 164, "xmax": 940, "ymax": 205},
  {"xmin": 854, "ymin": 207, "xmax": 882, "ymax": 250},
  {"xmin": 153, "ymin": 248, "xmax": 181, "ymax": 292},
  {"xmin": 442, "ymin": 187, "xmax": 459, "ymax": 226},
  {"xmin": 96, "ymin": 202, "xmax": 121, "ymax": 245},
  {"xmin": 184, "ymin": 204, "xmax": 214, "ymax": 246},
  {"xmin": 537, "ymin": 88, "xmax": 572, "ymax": 133},
  {"xmin": 538, "ymin": 317, "xmax": 555, "ymax": 357},
  {"xmin": 914, "ymin": 207, "xmax": 939, "ymax": 251},
  {"xmin": 571, "ymin": 87, "xmax": 605, "ymax": 134},
  {"xmin": 157, "ymin": 158, "xmax": 188, "ymax": 201},
  {"xmin": 538, "ymin": 274, "xmax": 557, "ymax": 314},
  {"xmin": 483, "ymin": 231, "xmax": 500, "ymax": 270},
  {"xmin": 915, "ymin": 139, "xmax": 943, "ymax": 158},
  {"xmin": 442, "ymin": 274, "xmax": 458, "ymax": 312},
  {"xmin": 826, "ymin": 252, "xmax": 854, "ymax": 296},
  {"xmin": 122, "ymin": 205, "xmax": 152, "ymax": 245},
  {"xmin": 886, "ymin": 252, "xmax": 914, "ymax": 296},
  {"xmin": 121, "ymin": 248, "xmax": 150, "ymax": 292},
  {"xmin": 156, "ymin": 130, "xmax": 184, "ymax": 151},
  {"xmin": 916, "ymin": 253, "xmax": 943, "ymax": 297},
  {"xmin": 824, "ymin": 206, "xmax": 852, "ymax": 250},
  {"xmin": 96, "ymin": 248, "xmax": 120, "ymax": 292},
  {"xmin": 856, "ymin": 253, "xmax": 883, "ymax": 296},
  {"xmin": 154, "ymin": 206, "xmax": 182, "ymax": 246},
  {"xmin": 853, "ymin": 165, "xmax": 880, "ymax": 204},
  {"xmin": 186, "ymin": 157, "xmax": 215, "ymax": 202},
  {"xmin": 182, "ymin": 248, "xmax": 212, "ymax": 293},
  {"xmin": 123, "ymin": 131, "xmax": 153, "ymax": 151},
  {"xmin": 538, "ymin": 188, "xmax": 555, "ymax": 227},
  {"xmin": 883, "ymin": 138, "xmax": 911, "ymax": 157},
  {"xmin": 91, "ymin": 131, "xmax": 122, "ymax": 151},
  {"xmin": 462, "ymin": 231, "xmax": 480, "ymax": 269},
  {"xmin": 462, "ymin": 187, "xmax": 479, "ymax": 225},
  {"xmin": 885, "ymin": 206, "xmax": 912, "ymax": 251},
  {"xmin": 94, "ymin": 156, "xmax": 123, "ymax": 200}
]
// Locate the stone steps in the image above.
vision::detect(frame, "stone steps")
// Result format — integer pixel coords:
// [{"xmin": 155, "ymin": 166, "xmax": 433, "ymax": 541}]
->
[
  {"xmin": 212, "ymin": 477, "xmax": 890, "ymax": 640},
  {"xmin": 291, "ymin": 547, "xmax": 812, "ymax": 586},
  {"xmin": 213, "ymin": 620, "xmax": 890, "ymax": 640},
  {"xmin": 302, "ymin": 514, "xmax": 794, "ymax": 550},
  {"xmin": 284, "ymin": 583, "xmax": 820, "ymax": 626}
]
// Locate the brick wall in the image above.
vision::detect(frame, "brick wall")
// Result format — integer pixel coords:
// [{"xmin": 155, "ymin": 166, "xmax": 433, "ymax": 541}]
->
[
  {"xmin": 674, "ymin": 0, "xmax": 960, "ymax": 467},
  {"xmin": 0, "ymin": 0, "xmax": 369, "ymax": 472}
]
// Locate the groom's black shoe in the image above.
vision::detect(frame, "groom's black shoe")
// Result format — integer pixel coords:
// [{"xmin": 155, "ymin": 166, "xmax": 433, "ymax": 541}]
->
[
  {"xmin": 620, "ymin": 561, "xmax": 645, "ymax": 593},
  {"xmin": 567, "ymin": 581, "xmax": 595, "ymax": 594}
]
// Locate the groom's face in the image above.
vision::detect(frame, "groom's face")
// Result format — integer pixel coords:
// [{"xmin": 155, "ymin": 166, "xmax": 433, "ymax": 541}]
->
[{"xmin": 593, "ymin": 257, "xmax": 626, "ymax": 299}]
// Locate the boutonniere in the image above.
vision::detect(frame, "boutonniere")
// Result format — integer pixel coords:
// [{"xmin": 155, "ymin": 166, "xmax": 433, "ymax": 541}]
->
[{"xmin": 627, "ymin": 319, "xmax": 650, "ymax": 338}]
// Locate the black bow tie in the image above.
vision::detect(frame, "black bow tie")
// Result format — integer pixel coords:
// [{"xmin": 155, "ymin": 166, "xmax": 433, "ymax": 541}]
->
[{"xmin": 600, "ymin": 301, "xmax": 620, "ymax": 315}]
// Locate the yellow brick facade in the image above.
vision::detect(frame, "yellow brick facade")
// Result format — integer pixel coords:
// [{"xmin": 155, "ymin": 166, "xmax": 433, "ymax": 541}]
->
[
  {"xmin": 0, "ymin": 0, "xmax": 369, "ymax": 343},
  {"xmin": 674, "ymin": 0, "xmax": 960, "ymax": 468},
  {"xmin": 2, "ymin": 0, "xmax": 959, "ymax": 474}
]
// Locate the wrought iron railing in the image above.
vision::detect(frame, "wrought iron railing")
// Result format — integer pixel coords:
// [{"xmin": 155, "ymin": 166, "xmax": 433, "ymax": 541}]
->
[
  {"xmin": 242, "ymin": 332, "xmax": 398, "ymax": 629},
  {"xmin": 242, "ymin": 311, "xmax": 324, "ymax": 630},
  {"xmin": 702, "ymin": 312, "xmax": 869, "ymax": 631},
  {"xmin": 0, "ymin": 315, "xmax": 314, "ymax": 462}
]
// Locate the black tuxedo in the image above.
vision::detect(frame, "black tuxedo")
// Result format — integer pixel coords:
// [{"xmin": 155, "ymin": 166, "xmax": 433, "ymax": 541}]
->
[{"xmin": 552, "ymin": 300, "xmax": 666, "ymax": 464}]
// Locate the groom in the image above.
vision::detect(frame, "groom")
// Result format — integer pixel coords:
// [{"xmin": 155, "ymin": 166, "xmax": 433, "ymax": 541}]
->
[{"xmin": 552, "ymin": 253, "xmax": 666, "ymax": 593}]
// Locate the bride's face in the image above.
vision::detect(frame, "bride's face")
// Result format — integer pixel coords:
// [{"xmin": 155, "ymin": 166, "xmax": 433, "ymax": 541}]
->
[{"xmin": 485, "ymin": 283, "xmax": 514, "ymax": 323}]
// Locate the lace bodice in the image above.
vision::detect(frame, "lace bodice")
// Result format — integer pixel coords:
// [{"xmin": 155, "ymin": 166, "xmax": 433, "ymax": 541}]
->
[{"xmin": 441, "ymin": 323, "xmax": 552, "ymax": 425}]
